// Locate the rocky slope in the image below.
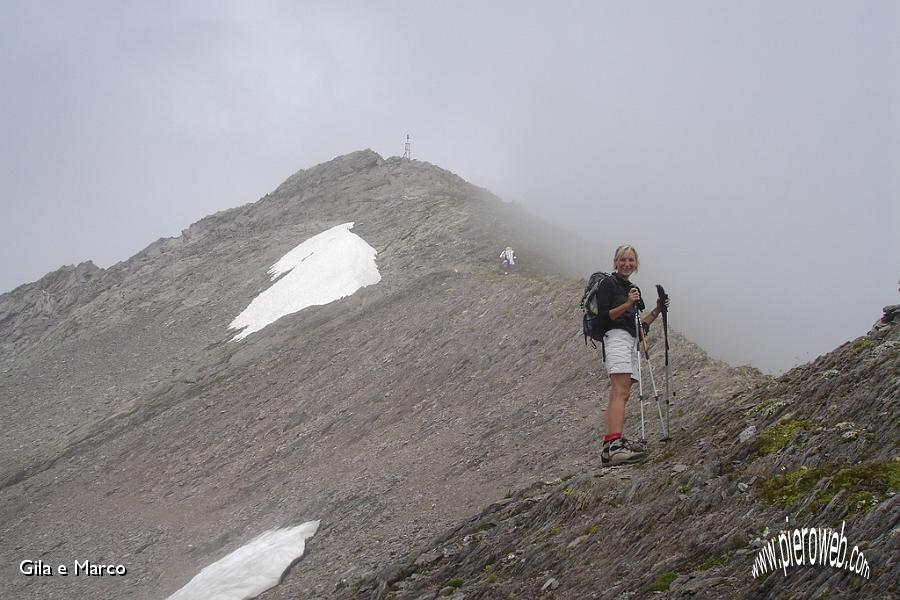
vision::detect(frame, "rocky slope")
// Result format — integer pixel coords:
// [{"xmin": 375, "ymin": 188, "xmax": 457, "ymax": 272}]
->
[
  {"xmin": 338, "ymin": 312, "xmax": 899, "ymax": 599},
  {"xmin": 1, "ymin": 151, "xmax": 893, "ymax": 600},
  {"xmin": 0, "ymin": 150, "xmax": 567, "ymax": 491}
]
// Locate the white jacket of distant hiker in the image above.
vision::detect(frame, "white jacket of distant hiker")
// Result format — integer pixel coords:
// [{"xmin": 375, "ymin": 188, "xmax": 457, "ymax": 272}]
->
[{"xmin": 500, "ymin": 248, "xmax": 516, "ymax": 265}]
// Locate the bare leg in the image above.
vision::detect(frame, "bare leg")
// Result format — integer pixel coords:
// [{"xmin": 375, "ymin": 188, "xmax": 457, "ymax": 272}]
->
[{"xmin": 606, "ymin": 373, "xmax": 634, "ymax": 435}]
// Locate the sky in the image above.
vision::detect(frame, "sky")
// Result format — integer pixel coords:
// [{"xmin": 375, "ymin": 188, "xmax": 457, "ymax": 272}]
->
[
  {"xmin": 228, "ymin": 222, "xmax": 381, "ymax": 340},
  {"xmin": 1, "ymin": 1, "xmax": 897, "ymax": 373}
]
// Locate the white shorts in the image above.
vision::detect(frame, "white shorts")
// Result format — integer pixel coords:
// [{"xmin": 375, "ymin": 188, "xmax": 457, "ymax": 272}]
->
[{"xmin": 604, "ymin": 328, "xmax": 640, "ymax": 382}]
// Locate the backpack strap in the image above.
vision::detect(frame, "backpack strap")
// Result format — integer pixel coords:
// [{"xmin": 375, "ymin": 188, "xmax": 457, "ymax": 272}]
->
[
  {"xmin": 581, "ymin": 272, "xmax": 611, "ymax": 361},
  {"xmin": 583, "ymin": 331, "xmax": 606, "ymax": 361}
]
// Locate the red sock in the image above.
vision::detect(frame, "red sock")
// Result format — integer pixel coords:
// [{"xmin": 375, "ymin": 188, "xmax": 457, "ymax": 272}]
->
[{"xmin": 603, "ymin": 433, "xmax": 622, "ymax": 443}]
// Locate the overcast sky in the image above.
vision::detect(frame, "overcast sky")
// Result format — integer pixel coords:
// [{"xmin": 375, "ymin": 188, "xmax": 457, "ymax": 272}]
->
[{"xmin": 2, "ymin": 1, "xmax": 897, "ymax": 373}]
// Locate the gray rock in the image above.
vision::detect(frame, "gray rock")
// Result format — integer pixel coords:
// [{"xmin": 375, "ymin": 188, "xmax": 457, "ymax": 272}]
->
[
  {"xmin": 567, "ymin": 535, "xmax": 590, "ymax": 550},
  {"xmin": 541, "ymin": 577, "xmax": 559, "ymax": 591},
  {"xmin": 415, "ymin": 551, "xmax": 442, "ymax": 566}
]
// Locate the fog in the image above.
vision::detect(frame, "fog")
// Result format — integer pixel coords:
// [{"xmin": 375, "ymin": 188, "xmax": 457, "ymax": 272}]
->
[{"xmin": 1, "ymin": 1, "xmax": 897, "ymax": 373}]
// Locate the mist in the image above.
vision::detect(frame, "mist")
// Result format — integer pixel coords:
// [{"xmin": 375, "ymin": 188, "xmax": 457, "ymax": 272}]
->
[{"xmin": 1, "ymin": 1, "xmax": 897, "ymax": 373}]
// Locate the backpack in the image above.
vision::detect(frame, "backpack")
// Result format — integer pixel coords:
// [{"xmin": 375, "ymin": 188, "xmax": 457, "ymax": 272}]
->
[{"xmin": 581, "ymin": 272, "xmax": 612, "ymax": 354}]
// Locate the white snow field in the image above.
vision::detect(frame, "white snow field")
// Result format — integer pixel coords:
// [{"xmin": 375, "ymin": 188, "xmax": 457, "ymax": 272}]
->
[
  {"xmin": 229, "ymin": 222, "xmax": 381, "ymax": 341},
  {"xmin": 166, "ymin": 521, "xmax": 320, "ymax": 600}
]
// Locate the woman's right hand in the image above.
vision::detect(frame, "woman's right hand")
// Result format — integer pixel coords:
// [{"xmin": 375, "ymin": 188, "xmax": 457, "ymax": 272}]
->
[{"xmin": 627, "ymin": 287, "xmax": 641, "ymax": 305}]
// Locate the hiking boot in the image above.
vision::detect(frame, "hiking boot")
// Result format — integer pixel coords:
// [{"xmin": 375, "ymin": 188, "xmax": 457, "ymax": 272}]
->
[
  {"xmin": 621, "ymin": 436, "xmax": 647, "ymax": 453},
  {"xmin": 601, "ymin": 439, "xmax": 646, "ymax": 467}
]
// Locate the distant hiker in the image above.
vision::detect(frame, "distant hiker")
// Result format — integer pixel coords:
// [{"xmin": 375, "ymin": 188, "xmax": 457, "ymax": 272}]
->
[
  {"xmin": 594, "ymin": 244, "xmax": 669, "ymax": 466},
  {"xmin": 500, "ymin": 246, "xmax": 516, "ymax": 274}
]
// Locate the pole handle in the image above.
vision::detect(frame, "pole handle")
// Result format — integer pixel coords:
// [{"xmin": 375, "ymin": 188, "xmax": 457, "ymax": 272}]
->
[{"xmin": 655, "ymin": 284, "xmax": 669, "ymax": 315}]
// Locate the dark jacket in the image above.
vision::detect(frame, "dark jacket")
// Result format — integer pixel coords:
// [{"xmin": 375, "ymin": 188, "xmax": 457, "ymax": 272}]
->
[{"xmin": 595, "ymin": 273, "xmax": 642, "ymax": 337}]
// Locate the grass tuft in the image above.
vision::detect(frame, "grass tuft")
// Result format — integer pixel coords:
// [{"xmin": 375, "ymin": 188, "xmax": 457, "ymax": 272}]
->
[
  {"xmin": 756, "ymin": 460, "xmax": 900, "ymax": 515},
  {"xmin": 649, "ymin": 572, "xmax": 677, "ymax": 592},
  {"xmin": 753, "ymin": 418, "xmax": 811, "ymax": 454}
]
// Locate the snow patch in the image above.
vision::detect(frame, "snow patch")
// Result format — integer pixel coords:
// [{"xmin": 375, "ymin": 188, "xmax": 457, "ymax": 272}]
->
[
  {"xmin": 166, "ymin": 521, "xmax": 320, "ymax": 600},
  {"xmin": 229, "ymin": 222, "xmax": 381, "ymax": 340}
]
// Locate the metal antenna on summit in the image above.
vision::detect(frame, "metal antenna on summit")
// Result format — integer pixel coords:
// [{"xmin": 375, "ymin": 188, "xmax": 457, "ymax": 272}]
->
[{"xmin": 403, "ymin": 134, "xmax": 411, "ymax": 160}]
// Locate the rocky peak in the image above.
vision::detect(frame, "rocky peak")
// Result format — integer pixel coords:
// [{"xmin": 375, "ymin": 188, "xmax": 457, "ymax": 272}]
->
[
  {"xmin": 273, "ymin": 149, "xmax": 386, "ymax": 197},
  {"xmin": 0, "ymin": 260, "xmax": 107, "ymax": 353}
]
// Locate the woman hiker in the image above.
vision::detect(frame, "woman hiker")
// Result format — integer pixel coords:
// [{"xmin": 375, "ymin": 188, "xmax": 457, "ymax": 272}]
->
[{"xmin": 594, "ymin": 244, "xmax": 669, "ymax": 466}]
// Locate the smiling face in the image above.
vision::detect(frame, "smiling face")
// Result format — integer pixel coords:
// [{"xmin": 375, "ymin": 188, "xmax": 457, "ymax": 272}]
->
[{"xmin": 612, "ymin": 245, "xmax": 639, "ymax": 279}]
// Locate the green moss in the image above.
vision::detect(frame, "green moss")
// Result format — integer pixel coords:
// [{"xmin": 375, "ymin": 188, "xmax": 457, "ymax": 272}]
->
[
  {"xmin": 589, "ymin": 525, "xmax": 600, "ymax": 536},
  {"xmin": 839, "ymin": 462, "xmax": 896, "ymax": 491},
  {"xmin": 756, "ymin": 460, "xmax": 900, "ymax": 515},
  {"xmin": 677, "ymin": 485, "xmax": 690, "ymax": 494},
  {"xmin": 649, "ymin": 572, "xmax": 678, "ymax": 592},
  {"xmin": 699, "ymin": 553, "xmax": 728, "ymax": 570},
  {"xmin": 561, "ymin": 480, "xmax": 602, "ymax": 511},
  {"xmin": 850, "ymin": 338, "xmax": 874, "ymax": 354},
  {"xmin": 845, "ymin": 491, "xmax": 876, "ymax": 516},
  {"xmin": 753, "ymin": 418, "xmax": 811, "ymax": 454},
  {"xmin": 817, "ymin": 462, "xmax": 900, "ymax": 513},
  {"xmin": 483, "ymin": 564, "xmax": 494, "ymax": 573},
  {"xmin": 447, "ymin": 578, "xmax": 464, "ymax": 588},
  {"xmin": 751, "ymin": 398, "xmax": 790, "ymax": 417},
  {"xmin": 539, "ymin": 527, "xmax": 562, "ymax": 542},
  {"xmin": 756, "ymin": 466, "xmax": 825, "ymax": 507},
  {"xmin": 728, "ymin": 533, "xmax": 749, "ymax": 550},
  {"xmin": 487, "ymin": 574, "xmax": 499, "ymax": 584}
]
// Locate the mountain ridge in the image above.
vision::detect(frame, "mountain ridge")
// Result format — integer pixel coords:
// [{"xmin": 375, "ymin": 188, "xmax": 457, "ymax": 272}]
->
[
  {"xmin": 1, "ymin": 149, "xmax": 536, "ymax": 490},
  {"xmin": 1, "ymin": 150, "xmax": 894, "ymax": 600}
]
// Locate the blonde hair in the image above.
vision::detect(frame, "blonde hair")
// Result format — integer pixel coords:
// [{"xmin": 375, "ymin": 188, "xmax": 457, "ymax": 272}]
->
[{"xmin": 612, "ymin": 244, "xmax": 640, "ymax": 272}]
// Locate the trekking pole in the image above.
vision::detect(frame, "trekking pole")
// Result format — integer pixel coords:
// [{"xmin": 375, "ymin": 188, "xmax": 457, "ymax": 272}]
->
[
  {"xmin": 656, "ymin": 284, "xmax": 673, "ymax": 438},
  {"xmin": 634, "ymin": 310, "xmax": 646, "ymax": 441},
  {"xmin": 640, "ymin": 321, "xmax": 669, "ymax": 441}
]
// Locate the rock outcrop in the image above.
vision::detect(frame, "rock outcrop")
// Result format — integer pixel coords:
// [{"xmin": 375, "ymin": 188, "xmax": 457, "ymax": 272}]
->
[{"xmin": 338, "ymin": 313, "xmax": 899, "ymax": 599}]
